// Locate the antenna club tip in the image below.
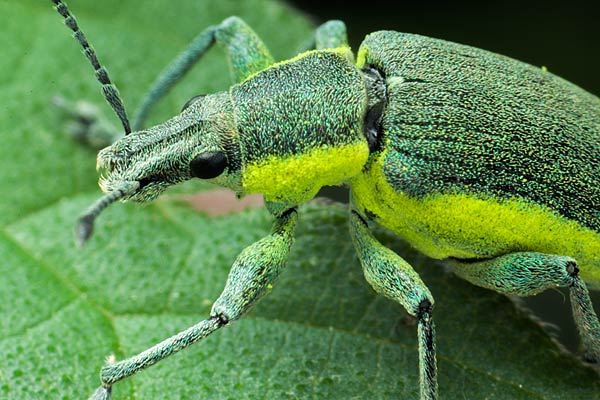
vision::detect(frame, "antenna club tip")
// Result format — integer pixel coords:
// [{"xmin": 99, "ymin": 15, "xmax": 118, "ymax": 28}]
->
[{"xmin": 76, "ymin": 214, "xmax": 95, "ymax": 247}]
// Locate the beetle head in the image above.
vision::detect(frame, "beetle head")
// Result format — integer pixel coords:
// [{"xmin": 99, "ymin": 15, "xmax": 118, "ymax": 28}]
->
[
  {"xmin": 78, "ymin": 92, "xmax": 241, "ymax": 244},
  {"xmin": 97, "ymin": 92, "xmax": 240, "ymax": 201}
]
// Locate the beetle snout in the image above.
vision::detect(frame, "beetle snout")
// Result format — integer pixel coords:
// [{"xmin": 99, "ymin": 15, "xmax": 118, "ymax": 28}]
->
[
  {"xmin": 97, "ymin": 140, "xmax": 197, "ymax": 202},
  {"xmin": 96, "ymin": 127, "xmax": 155, "ymax": 173},
  {"xmin": 96, "ymin": 147, "xmax": 123, "ymax": 173}
]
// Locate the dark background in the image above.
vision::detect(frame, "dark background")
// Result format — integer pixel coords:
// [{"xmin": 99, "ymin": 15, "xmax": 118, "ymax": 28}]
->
[
  {"xmin": 287, "ymin": 0, "xmax": 600, "ymax": 352},
  {"xmin": 288, "ymin": 0, "xmax": 600, "ymax": 96}
]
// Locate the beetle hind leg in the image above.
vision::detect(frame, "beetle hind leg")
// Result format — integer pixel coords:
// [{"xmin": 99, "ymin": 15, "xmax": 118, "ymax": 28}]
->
[
  {"xmin": 450, "ymin": 252, "xmax": 600, "ymax": 363},
  {"xmin": 569, "ymin": 275, "xmax": 600, "ymax": 363}
]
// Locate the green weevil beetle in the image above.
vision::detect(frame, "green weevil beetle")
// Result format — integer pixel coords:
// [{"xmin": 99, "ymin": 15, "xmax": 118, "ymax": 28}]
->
[{"xmin": 51, "ymin": 1, "xmax": 600, "ymax": 399}]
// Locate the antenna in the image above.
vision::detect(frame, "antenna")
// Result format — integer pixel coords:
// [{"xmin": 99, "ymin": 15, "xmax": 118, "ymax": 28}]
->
[
  {"xmin": 76, "ymin": 182, "xmax": 140, "ymax": 246},
  {"xmin": 52, "ymin": 0, "xmax": 132, "ymax": 134}
]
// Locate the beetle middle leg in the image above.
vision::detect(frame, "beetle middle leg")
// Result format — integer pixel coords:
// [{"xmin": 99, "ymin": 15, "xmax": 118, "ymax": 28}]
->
[
  {"xmin": 314, "ymin": 20, "xmax": 349, "ymax": 49},
  {"xmin": 88, "ymin": 209, "xmax": 298, "ymax": 400},
  {"xmin": 450, "ymin": 252, "xmax": 600, "ymax": 363},
  {"xmin": 349, "ymin": 209, "xmax": 438, "ymax": 400}
]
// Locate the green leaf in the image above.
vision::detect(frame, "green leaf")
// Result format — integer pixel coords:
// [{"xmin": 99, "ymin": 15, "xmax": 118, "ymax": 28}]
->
[{"xmin": 1, "ymin": 1, "xmax": 599, "ymax": 399}]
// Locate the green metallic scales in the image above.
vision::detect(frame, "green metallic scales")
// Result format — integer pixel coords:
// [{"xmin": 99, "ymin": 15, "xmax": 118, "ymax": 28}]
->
[
  {"xmin": 98, "ymin": 92, "xmax": 240, "ymax": 201},
  {"xmin": 51, "ymin": 5, "xmax": 600, "ymax": 399},
  {"xmin": 231, "ymin": 48, "xmax": 371, "ymax": 205},
  {"xmin": 232, "ymin": 49, "xmax": 366, "ymax": 164},
  {"xmin": 359, "ymin": 31, "xmax": 600, "ymax": 231}
]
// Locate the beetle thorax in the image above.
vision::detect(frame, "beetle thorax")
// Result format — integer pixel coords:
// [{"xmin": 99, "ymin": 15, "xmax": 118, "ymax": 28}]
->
[{"xmin": 231, "ymin": 48, "xmax": 371, "ymax": 204}]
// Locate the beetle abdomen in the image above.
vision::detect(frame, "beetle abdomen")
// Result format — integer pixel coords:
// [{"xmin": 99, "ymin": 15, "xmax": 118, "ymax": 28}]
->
[
  {"xmin": 351, "ymin": 31, "xmax": 600, "ymax": 286},
  {"xmin": 232, "ymin": 48, "xmax": 370, "ymax": 204},
  {"xmin": 358, "ymin": 31, "xmax": 600, "ymax": 232},
  {"xmin": 351, "ymin": 150, "xmax": 600, "ymax": 287}
]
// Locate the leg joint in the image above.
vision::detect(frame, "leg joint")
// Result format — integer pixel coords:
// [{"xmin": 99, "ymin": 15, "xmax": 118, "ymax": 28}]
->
[
  {"xmin": 350, "ymin": 209, "xmax": 369, "ymax": 227},
  {"xmin": 566, "ymin": 260, "xmax": 579, "ymax": 277},
  {"xmin": 417, "ymin": 298, "xmax": 434, "ymax": 320},
  {"xmin": 211, "ymin": 313, "xmax": 229, "ymax": 326}
]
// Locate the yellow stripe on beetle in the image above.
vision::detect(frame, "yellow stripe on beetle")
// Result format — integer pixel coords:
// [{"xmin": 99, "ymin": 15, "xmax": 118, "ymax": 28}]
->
[
  {"xmin": 351, "ymin": 149, "xmax": 600, "ymax": 287},
  {"xmin": 243, "ymin": 141, "xmax": 369, "ymax": 204}
]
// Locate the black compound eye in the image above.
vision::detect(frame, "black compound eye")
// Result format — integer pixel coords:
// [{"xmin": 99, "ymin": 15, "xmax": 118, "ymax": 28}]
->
[
  {"xmin": 181, "ymin": 94, "xmax": 206, "ymax": 112},
  {"xmin": 190, "ymin": 152, "xmax": 227, "ymax": 179}
]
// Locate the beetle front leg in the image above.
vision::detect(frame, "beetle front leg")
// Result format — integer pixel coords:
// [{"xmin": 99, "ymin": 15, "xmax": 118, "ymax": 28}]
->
[
  {"xmin": 56, "ymin": 15, "xmax": 275, "ymax": 145},
  {"xmin": 349, "ymin": 210, "xmax": 437, "ymax": 400},
  {"xmin": 89, "ymin": 209, "xmax": 297, "ymax": 400},
  {"xmin": 132, "ymin": 16, "xmax": 274, "ymax": 130},
  {"xmin": 450, "ymin": 252, "xmax": 600, "ymax": 363}
]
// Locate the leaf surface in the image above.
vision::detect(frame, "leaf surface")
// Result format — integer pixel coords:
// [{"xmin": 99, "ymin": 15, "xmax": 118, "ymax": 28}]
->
[{"xmin": 1, "ymin": 1, "xmax": 599, "ymax": 399}]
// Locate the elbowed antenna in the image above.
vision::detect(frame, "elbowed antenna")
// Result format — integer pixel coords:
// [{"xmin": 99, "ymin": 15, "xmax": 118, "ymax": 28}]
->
[
  {"xmin": 76, "ymin": 182, "xmax": 140, "ymax": 246},
  {"xmin": 52, "ymin": 0, "xmax": 131, "ymax": 135}
]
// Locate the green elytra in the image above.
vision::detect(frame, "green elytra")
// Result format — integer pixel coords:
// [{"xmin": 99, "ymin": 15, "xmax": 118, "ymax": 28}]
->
[{"xmin": 51, "ymin": 1, "xmax": 600, "ymax": 399}]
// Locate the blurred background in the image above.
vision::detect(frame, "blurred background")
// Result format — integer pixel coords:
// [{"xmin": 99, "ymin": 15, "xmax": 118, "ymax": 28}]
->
[{"xmin": 289, "ymin": 0, "xmax": 600, "ymax": 352}]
